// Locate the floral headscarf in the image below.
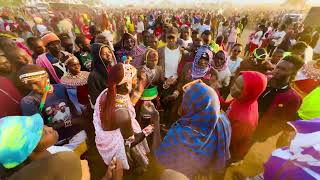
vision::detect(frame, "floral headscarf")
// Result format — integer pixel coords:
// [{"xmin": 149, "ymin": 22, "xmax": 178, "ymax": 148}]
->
[{"xmin": 191, "ymin": 45, "xmax": 213, "ymax": 79}]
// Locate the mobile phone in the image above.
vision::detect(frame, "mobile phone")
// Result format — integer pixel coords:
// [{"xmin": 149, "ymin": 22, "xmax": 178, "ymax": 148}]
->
[{"xmin": 141, "ymin": 114, "xmax": 151, "ymax": 128}]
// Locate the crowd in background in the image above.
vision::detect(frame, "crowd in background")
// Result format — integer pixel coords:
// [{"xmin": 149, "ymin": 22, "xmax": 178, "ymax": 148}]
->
[{"xmin": 0, "ymin": 6, "xmax": 320, "ymax": 180}]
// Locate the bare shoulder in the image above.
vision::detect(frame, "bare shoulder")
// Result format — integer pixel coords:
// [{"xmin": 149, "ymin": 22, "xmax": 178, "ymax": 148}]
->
[{"xmin": 114, "ymin": 109, "xmax": 131, "ymax": 125}]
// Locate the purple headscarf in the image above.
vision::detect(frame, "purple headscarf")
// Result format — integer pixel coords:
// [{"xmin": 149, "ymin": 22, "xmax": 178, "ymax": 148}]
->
[{"xmin": 191, "ymin": 45, "xmax": 213, "ymax": 79}]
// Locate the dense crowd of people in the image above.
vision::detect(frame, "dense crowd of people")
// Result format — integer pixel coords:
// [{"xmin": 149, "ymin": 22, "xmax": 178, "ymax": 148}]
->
[{"xmin": 0, "ymin": 6, "xmax": 320, "ymax": 180}]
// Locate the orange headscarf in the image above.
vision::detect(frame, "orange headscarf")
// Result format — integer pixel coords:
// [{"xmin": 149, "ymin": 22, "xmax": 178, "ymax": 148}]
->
[{"xmin": 41, "ymin": 32, "xmax": 60, "ymax": 47}]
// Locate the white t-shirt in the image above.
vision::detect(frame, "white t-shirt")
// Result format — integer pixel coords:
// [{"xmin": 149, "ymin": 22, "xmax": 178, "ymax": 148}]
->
[
  {"xmin": 251, "ymin": 31, "xmax": 263, "ymax": 45},
  {"xmin": 228, "ymin": 27, "xmax": 238, "ymax": 43},
  {"xmin": 164, "ymin": 47, "xmax": 181, "ymax": 78},
  {"xmin": 304, "ymin": 45, "xmax": 313, "ymax": 63},
  {"xmin": 271, "ymin": 30, "xmax": 286, "ymax": 46},
  {"xmin": 227, "ymin": 56, "xmax": 242, "ymax": 76},
  {"xmin": 136, "ymin": 21, "xmax": 145, "ymax": 33},
  {"xmin": 217, "ymin": 68, "xmax": 231, "ymax": 88}
]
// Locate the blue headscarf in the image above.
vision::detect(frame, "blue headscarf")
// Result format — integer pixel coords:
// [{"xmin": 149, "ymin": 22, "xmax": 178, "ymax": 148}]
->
[
  {"xmin": 156, "ymin": 82, "xmax": 231, "ymax": 177},
  {"xmin": 0, "ymin": 114, "xmax": 43, "ymax": 169},
  {"xmin": 191, "ymin": 45, "xmax": 214, "ymax": 79},
  {"xmin": 180, "ymin": 82, "xmax": 220, "ymax": 133}
]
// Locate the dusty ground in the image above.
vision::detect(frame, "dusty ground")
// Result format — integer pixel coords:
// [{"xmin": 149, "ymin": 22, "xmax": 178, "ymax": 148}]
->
[{"xmin": 85, "ymin": 25, "xmax": 258, "ymax": 180}]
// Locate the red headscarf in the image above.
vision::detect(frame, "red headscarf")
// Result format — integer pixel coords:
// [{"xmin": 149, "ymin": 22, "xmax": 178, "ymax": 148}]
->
[
  {"xmin": 228, "ymin": 71, "xmax": 267, "ymax": 128},
  {"xmin": 228, "ymin": 71, "xmax": 267, "ymax": 159}
]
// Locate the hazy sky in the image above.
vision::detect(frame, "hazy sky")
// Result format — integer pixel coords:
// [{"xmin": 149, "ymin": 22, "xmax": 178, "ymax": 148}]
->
[{"xmin": 102, "ymin": 0, "xmax": 320, "ymax": 5}]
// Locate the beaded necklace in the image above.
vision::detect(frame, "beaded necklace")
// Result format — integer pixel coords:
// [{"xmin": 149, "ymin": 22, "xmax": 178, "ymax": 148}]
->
[{"xmin": 60, "ymin": 71, "xmax": 90, "ymax": 86}]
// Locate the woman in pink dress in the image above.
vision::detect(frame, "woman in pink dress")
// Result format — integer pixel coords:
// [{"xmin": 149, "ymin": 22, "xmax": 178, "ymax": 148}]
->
[{"xmin": 93, "ymin": 63, "xmax": 160, "ymax": 177}]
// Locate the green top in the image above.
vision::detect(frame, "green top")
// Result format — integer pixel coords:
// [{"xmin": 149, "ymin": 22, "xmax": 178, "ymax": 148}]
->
[
  {"xmin": 298, "ymin": 87, "xmax": 320, "ymax": 120},
  {"xmin": 79, "ymin": 53, "xmax": 93, "ymax": 69}
]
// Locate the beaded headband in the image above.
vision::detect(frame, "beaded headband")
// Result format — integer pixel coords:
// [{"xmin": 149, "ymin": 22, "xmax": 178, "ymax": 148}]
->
[
  {"xmin": 118, "ymin": 64, "xmax": 137, "ymax": 85},
  {"xmin": 19, "ymin": 70, "xmax": 47, "ymax": 83}
]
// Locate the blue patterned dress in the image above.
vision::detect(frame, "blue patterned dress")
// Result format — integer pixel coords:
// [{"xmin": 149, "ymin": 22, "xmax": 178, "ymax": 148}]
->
[{"xmin": 155, "ymin": 82, "xmax": 231, "ymax": 178}]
